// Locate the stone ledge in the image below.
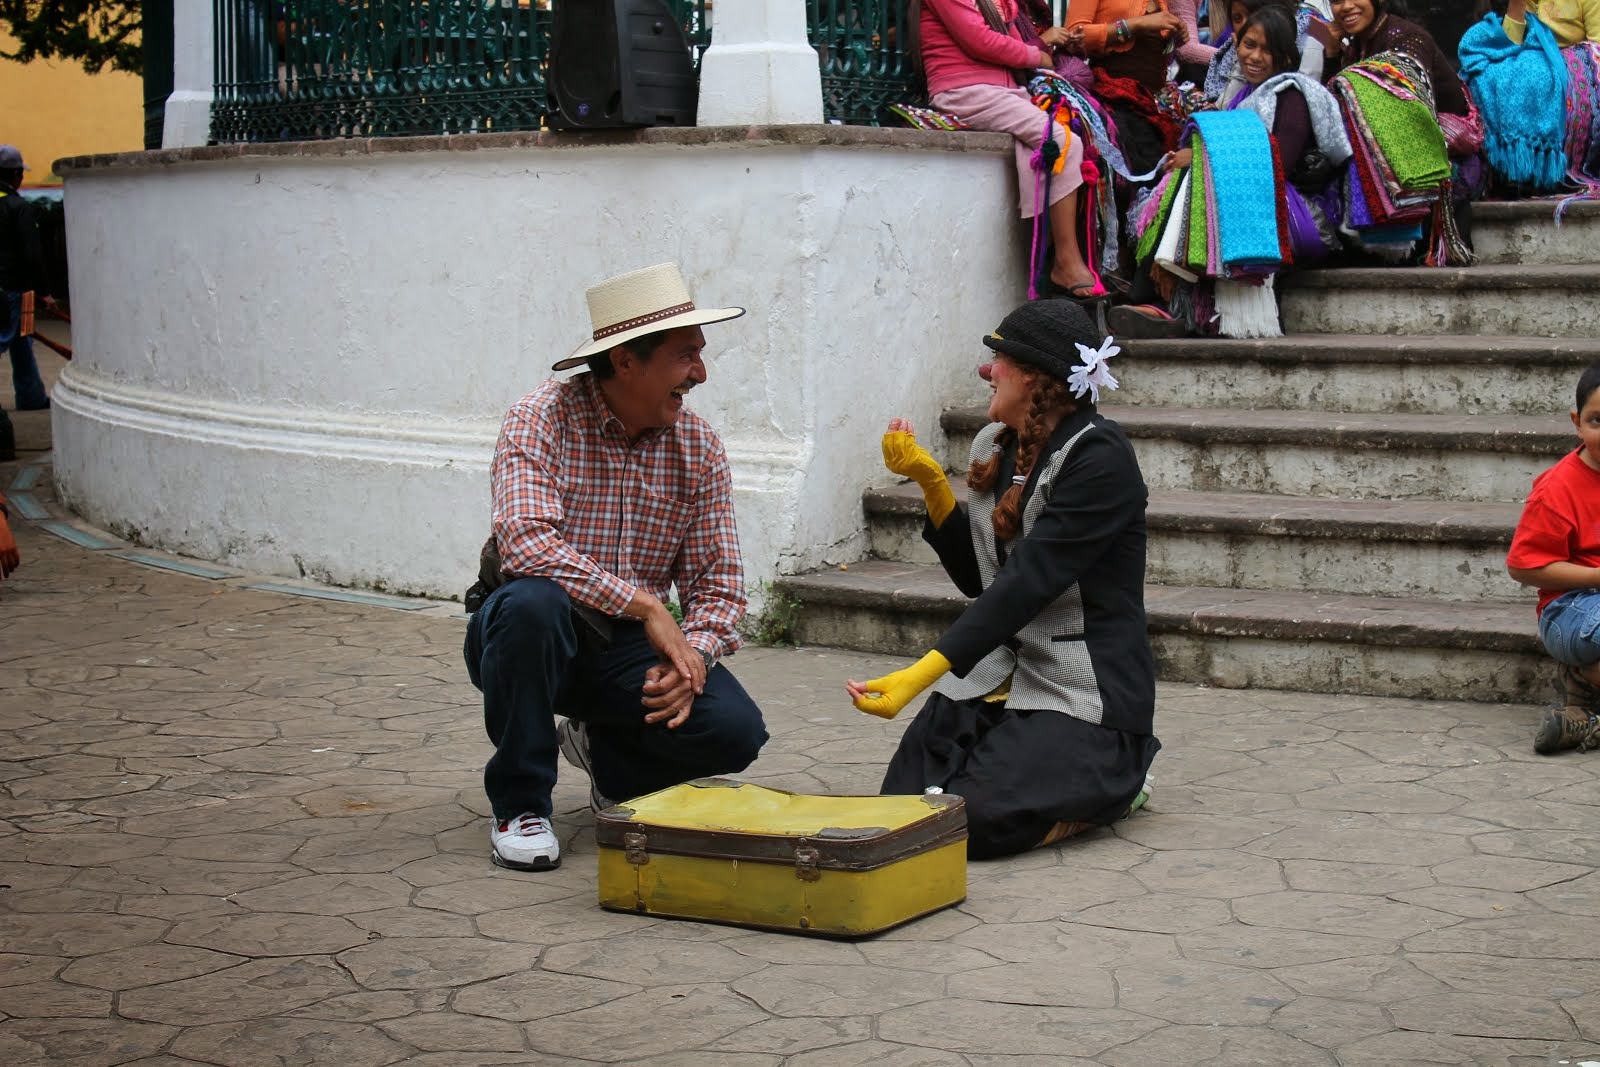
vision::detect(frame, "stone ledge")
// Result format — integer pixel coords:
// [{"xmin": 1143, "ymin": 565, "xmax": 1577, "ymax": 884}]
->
[
  {"xmin": 941, "ymin": 405, "xmax": 1571, "ymax": 455},
  {"xmin": 1284, "ymin": 263, "xmax": 1600, "ymax": 291},
  {"xmin": 775, "ymin": 559, "xmax": 1540, "ymax": 652},
  {"xmin": 1475, "ymin": 198, "xmax": 1600, "ymax": 221},
  {"xmin": 862, "ymin": 483, "xmax": 1519, "ymax": 544},
  {"xmin": 54, "ymin": 124, "xmax": 1014, "ymax": 176},
  {"xmin": 1118, "ymin": 333, "xmax": 1600, "ymax": 366}
]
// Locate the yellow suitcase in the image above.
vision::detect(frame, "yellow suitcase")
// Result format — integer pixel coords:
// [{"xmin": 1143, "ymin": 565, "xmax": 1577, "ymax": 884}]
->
[{"xmin": 595, "ymin": 778, "xmax": 967, "ymax": 937}]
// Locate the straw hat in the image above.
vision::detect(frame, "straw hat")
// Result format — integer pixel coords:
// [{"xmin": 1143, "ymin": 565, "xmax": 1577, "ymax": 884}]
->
[{"xmin": 552, "ymin": 263, "xmax": 745, "ymax": 371}]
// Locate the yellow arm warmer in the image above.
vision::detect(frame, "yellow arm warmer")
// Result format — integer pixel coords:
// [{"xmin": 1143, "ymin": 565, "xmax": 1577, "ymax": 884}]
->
[
  {"xmin": 852, "ymin": 650, "xmax": 952, "ymax": 720},
  {"xmin": 882, "ymin": 430, "xmax": 957, "ymax": 528}
]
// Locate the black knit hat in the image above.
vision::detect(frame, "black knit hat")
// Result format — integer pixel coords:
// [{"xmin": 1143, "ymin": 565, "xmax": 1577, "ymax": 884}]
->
[{"xmin": 981, "ymin": 299, "xmax": 1102, "ymax": 384}]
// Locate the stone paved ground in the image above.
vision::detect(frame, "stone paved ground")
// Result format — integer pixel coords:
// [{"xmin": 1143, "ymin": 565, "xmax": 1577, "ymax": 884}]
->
[{"xmin": 7, "ymin": 422, "xmax": 1600, "ymax": 1064}]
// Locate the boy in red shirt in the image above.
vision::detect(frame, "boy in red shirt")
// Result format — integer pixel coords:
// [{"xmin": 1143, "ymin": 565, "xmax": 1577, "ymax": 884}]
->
[{"xmin": 1507, "ymin": 363, "xmax": 1600, "ymax": 755}]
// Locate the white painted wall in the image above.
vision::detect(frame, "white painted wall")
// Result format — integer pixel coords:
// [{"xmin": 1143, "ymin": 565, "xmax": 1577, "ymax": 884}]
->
[{"xmin": 54, "ymin": 134, "xmax": 1021, "ymax": 603}]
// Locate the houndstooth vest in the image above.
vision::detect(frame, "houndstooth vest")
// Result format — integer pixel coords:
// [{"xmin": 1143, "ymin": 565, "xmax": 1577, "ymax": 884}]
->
[{"xmin": 930, "ymin": 421, "xmax": 1106, "ymax": 725}]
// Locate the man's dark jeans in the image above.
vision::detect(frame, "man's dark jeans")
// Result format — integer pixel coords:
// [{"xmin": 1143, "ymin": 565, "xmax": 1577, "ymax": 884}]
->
[{"xmin": 463, "ymin": 577, "xmax": 768, "ymax": 821}]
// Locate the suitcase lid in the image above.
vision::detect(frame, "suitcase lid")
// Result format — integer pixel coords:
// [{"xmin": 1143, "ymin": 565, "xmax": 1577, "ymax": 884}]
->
[{"xmin": 595, "ymin": 778, "xmax": 967, "ymax": 872}]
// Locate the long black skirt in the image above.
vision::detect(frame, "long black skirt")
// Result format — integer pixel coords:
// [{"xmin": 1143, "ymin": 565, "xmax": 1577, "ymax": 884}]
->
[{"xmin": 882, "ymin": 693, "xmax": 1160, "ymax": 860}]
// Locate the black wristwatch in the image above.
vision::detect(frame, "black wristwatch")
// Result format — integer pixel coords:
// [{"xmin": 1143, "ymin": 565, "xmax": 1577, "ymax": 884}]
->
[{"xmin": 699, "ymin": 647, "xmax": 716, "ymax": 673}]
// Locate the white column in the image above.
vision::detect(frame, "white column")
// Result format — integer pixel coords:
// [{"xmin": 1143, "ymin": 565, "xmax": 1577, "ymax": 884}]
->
[
  {"xmin": 697, "ymin": 0, "xmax": 825, "ymax": 126},
  {"xmin": 163, "ymin": 0, "xmax": 215, "ymax": 148}
]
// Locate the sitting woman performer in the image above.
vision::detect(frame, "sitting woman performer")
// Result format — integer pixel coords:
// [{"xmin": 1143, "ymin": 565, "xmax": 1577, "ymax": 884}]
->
[
  {"xmin": 1171, "ymin": 5, "xmax": 1351, "ymax": 260},
  {"xmin": 914, "ymin": 0, "xmax": 1103, "ymax": 298},
  {"xmin": 846, "ymin": 300, "xmax": 1159, "ymax": 859}
]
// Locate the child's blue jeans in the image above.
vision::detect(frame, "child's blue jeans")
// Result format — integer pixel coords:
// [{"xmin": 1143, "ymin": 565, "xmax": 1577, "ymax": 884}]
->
[{"xmin": 1539, "ymin": 589, "xmax": 1600, "ymax": 667}]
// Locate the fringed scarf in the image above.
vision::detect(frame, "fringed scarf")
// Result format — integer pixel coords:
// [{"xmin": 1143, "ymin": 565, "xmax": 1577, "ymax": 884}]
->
[{"xmin": 1458, "ymin": 12, "xmax": 1569, "ymax": 191}]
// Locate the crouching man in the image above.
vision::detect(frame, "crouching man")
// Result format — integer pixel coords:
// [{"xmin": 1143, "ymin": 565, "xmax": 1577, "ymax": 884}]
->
[{"xmin": 464, "ymin": 263, "xmax": 769, "ymax": 871}]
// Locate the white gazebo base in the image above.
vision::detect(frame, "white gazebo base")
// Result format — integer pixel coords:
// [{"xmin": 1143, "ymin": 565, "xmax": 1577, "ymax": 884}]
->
[{"xmin": 53, "ymin": 126, "xmax": 1022, "ymax": 602}]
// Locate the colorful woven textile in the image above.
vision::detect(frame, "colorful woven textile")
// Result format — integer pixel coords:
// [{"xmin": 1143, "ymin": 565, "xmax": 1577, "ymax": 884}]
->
[
  {"xmin": 1342, "ymin": 70, "xmax": 1451, "ymax": 189},
  {"xmin": 1458, "ymin": 12, "xmax": 1570, "ymax": 191},
  {"xmin": 1332, "ymin": 52, "xmax": 1451, "ymax": 249},
  {"xmin": 1561, "ymin": 43, "xmax": 1600, "ymax": 210},
  {"xmin": 886, "ymin": 103, "xmax": 973, "ymax": 132},
  {"xmin": 1191, "ymin": 110, "xmax": 1284, "ymax": 267},
  {"xmin": 1092, "ymin": 68, "xmax": 1182, "ymax": 153}
]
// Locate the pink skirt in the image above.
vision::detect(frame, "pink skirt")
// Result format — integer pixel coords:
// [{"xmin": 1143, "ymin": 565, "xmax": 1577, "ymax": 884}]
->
[{"xmin": 931, "ymin": 83, "xmax": 1086, "ymax": 220}]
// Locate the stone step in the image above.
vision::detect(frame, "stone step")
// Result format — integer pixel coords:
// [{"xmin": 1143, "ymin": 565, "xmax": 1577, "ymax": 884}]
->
[
  {"xmin": 1280, "ymin": 264, "xmax": 1600, "ymax": 338},
  {"xmin": 1474, "ymin": 199, "xmax": 1600, "ymax": 266},
  {"xmin": 1112, "ymin": 334, "xmax": 1600, "ymax": 416},
  {"xmin": 863, "ymin": 484, "xmax": 1523, "ymax": 602},
  {"xmin": 940, "ymin": 405, "xmax": 1571, "ymax": 503},
  {"xmin": 773, "ymin": 559, "xmax": 1548, "ymax": 703}
]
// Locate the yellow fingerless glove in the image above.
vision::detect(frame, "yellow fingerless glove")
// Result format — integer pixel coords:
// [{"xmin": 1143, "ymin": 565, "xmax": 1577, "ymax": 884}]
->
[
  {"xmin": 882, "ymin": 430, "xmax": 956, "ymax": 529},
  {"xmin": 852, "ymin": 650, "xmax": 952, "ymax": 720}
]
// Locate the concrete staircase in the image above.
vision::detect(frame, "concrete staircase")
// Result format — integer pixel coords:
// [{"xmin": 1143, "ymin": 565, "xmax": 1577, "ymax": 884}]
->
[{"xmin": 774, "ymin": 200, "xmax": 1600, "ymax": 703}]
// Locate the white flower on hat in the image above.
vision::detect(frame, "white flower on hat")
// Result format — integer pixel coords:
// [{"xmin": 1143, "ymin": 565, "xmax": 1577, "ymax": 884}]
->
[{"xmin": 1067, "ymin": 336, "xmax": 1121, "ymax": 405}]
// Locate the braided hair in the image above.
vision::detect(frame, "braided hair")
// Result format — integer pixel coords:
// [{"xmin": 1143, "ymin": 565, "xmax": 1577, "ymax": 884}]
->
[{"xmin": 967, "ymin": 368, "xmax": 1077, "ymax": 542}]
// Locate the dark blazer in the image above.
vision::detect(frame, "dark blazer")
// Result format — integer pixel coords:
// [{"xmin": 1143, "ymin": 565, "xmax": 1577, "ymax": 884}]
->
[{"xmin": 925, "ymin": 406, "xmax": 1156, "ymax": 736}]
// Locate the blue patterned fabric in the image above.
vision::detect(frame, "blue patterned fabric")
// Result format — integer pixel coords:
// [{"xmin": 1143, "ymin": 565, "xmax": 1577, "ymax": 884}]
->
[
  {"xmin": 1191, "ymin": 109, "xmax": 1282, "ymax": 267},
  {"xmin": 1458, "ymin": 12, "xmax": 1569, "ymax": 191}
]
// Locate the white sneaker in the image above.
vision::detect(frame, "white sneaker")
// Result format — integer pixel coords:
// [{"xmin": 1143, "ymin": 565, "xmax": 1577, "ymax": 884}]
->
[
  {"xmin": 557, "ymin": 718, "xmax": 614, "ymax": 811},
  {"xmin": 489, "ymin": 813, "xmax": 560, "ymax": 871}
]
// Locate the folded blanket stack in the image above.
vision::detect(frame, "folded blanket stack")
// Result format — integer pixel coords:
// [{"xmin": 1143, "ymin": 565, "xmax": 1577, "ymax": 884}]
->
[
  {"xmin": 1331, "ymin": 52, "xmax": 1451, "ymax": 255},
  {"xmin": 1458, "ymin": 12, "xmax": 1570, "ymax": 193},
  {"xmin": 1135, "ymin": 109, "xmax": 1289, "ymax": 338}
]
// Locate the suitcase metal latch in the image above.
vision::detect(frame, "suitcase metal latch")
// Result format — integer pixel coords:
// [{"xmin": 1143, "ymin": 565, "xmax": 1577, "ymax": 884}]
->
[
  {"xmin": 794, "ymin": 845, "xmax": 821, "ymax": 882},
  {"xmin": 623, "ymin": 832, "xmax": 650, "ymax": 866}
]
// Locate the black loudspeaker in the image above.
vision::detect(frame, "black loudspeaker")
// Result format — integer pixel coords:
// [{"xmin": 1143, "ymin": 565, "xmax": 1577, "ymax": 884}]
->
[{"xmin": 547, "ymin": 0, "xmax": 699, "ymax": 130}]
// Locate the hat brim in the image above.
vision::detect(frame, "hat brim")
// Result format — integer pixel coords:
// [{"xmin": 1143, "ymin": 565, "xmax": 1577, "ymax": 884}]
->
[{"xmin": 551, "ymin": 306, "xmax": 746, "ymax": 372}]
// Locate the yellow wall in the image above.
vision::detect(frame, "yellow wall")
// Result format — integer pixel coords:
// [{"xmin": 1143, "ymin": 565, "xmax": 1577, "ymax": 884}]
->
[{"xmin": 0, "ymin": 31, "xmax": 143, "ymax": 188}]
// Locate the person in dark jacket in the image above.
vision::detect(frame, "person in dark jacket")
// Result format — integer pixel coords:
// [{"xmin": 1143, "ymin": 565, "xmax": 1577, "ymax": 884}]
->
[
  {"xmin": 1324, "ymin": 0, "xmax": 1467, "ymax": 117},
  {"xmin": 847, "ymin": 299, "xmax": 1159, "ymax": 859},
  {"xmin": 0, "ymin": 145, "xmax": 50, "ymax": 412}
]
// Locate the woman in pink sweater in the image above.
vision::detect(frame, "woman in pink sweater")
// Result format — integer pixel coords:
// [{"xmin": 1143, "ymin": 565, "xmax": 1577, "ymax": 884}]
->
[
  {"xmin": 915, "ymin": 0, "xmax": 1101, "ymax": 298},
  {"xmin": 1169, "ymin": 0, "xmax": 1219, "ymax": 83}
]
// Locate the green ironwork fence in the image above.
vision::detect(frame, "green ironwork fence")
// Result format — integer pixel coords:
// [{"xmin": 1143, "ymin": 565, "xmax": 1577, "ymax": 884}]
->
[
  {"xmin": 211, "ymin": 0, "xmax": 712, "ymax": 142},
  {"xmin": 807, "ymin": 1, "xmax": 916, "ymax": 127},
  {"xmin": 212, "ymin": 1, "xmax": 921, "ymax": 141}
]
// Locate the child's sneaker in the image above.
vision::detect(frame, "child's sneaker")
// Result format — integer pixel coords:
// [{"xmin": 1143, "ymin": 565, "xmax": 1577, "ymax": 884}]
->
[
  {"xmin": 489, "ymin": 814, "xmax": 560, "ymax": 871},
  {"xmin": 557, "ymin": 718, "xmax": 614, "ymax": 811},
  {"xmin": 1534, "ymin": 704, "xmax": 1600, "ymax": 756}
]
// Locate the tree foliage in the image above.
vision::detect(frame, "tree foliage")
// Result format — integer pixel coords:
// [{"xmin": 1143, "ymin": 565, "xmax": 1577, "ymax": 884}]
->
[{"xmin": 0, "ymin": 0, "xmax": 141, "ymax": 75}]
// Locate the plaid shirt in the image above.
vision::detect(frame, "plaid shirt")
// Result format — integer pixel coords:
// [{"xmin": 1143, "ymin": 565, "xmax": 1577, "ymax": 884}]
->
[{"xmin": 491, "ymin": 373, "xmax": 745, "ymax": 661}]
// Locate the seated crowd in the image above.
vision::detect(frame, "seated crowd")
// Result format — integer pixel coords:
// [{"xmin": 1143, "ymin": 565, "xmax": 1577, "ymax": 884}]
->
[{"xmin": 907, "ymin": 0, "xmax": 1600, "ymax": 337}]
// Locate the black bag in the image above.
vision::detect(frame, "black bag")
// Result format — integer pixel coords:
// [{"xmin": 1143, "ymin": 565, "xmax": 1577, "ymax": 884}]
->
[{"xmin": 1290, "ymin": 148, "xmax": 1337, "ymax": 194}]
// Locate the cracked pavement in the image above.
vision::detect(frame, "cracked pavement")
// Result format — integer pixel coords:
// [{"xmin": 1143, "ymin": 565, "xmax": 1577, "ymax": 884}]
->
[{"xmin": 4, "ymin": 450, "xmax": 1600, "ymax": 1065}]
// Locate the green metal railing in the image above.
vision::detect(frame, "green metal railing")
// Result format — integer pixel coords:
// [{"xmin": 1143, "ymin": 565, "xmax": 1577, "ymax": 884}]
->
[
  {"xmin": 212, "ymin": 1, "xmax": 918, "ymax": 142},
  {"xmin": 807, "ymin": 1, "xmax": 916, "ymax": 127},
  {"xmin": 212, "ymin": 0, "xmax": 711, "ymax": 141}
]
